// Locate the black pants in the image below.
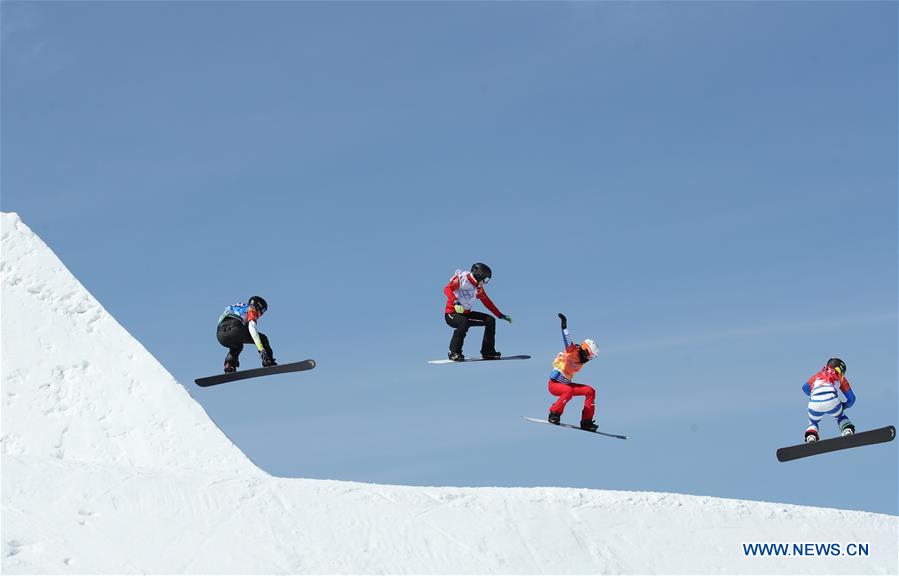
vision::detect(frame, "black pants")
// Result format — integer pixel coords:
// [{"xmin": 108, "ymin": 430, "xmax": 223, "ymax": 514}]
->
[
  {"xmin": 445, "ymin": 311, "xmax": 496, "ymax": 355},
  {"xmin": 217, "ymin": 318, "xmax": 273, "ymax": 364}
]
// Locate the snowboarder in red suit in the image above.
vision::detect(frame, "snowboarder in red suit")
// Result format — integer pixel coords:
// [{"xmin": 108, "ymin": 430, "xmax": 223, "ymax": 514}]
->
[
  {"xmin": 548, "ymin": 313, "xmax": 600, "ymax": 431},
  {"xmin": 443, "ymin": 263, "xmax": 512, "ymax": 361}
]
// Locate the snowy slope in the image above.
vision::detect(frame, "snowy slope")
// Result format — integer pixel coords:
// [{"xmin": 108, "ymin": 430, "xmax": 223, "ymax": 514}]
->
[
  {"xmin": 0, "ymin": 213, "xmax": 257, "ymax": 475},
  {"xmin": 2, "ymin": 211, "xmax": 896, "ymax": 574}
]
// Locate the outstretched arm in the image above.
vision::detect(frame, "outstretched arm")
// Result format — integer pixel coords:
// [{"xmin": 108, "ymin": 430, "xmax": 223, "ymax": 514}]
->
[
  {"xmin": 559, "ymin": 313, "xmax": 574, "ymax": 347},
  {"xmin": 477, "ymin": 288, "xmax": 504, "ymax": 318}
]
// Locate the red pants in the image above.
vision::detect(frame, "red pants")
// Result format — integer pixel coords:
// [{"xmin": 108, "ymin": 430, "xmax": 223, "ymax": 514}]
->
[{"xmin": 548, "ymin": 379, "xmax": 595, "ymax": 421}]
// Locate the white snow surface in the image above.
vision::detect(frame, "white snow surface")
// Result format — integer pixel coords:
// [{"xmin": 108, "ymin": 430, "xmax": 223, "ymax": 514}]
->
[{"xmin": 1, "ymin": 211, "xmax": 896, "ymax": 574}]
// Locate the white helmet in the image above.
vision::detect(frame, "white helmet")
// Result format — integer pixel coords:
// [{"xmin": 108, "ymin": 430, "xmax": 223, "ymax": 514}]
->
[{"xmin": 581, "ymin": 339, "xmax": 599, "ymax": 360}]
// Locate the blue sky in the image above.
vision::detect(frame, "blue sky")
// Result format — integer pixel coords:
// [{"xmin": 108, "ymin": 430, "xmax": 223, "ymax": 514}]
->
[{"xmin": 2, "ymin": 2, "xmax": 896, "ymax": 515}]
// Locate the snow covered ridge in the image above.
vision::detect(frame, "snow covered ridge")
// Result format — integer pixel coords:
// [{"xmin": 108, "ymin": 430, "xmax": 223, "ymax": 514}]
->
[
  {"xmin": 1, "ymin": 211, "xmax": 896, "ymax": 574},
  {"xmin": 1, "ymin": 212, "xmax": 257, "ymax": 475}
]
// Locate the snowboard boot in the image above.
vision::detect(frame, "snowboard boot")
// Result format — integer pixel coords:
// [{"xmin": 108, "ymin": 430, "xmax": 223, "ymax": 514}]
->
[
  {"xmin": 580, "ymin": 419, "xmax": 599, "ymax": 432},
  {"xmin": 481, "ymin": 350, "xmax": 502, "ymax": 360},
  {"xmin": 548, "ymin": 411, "xmax": 562, "ymax": 425},
  {"xmin": 805, "ymin": 427, "xmax": 819, "ymax": 443},
  {"xmin": 840, "ymin": 421, "xmax": 856, "ymax": 436},
  {"xmin": 260, "ymin": 349, "xmax": 277, "ymax": 368},
  {"xmin": 448, "ymin": 351, "xmax": 465, "ymax": 362},
  {"xmin": 224, "ymin": 354, "xmax": 239, "ymax": 373}
]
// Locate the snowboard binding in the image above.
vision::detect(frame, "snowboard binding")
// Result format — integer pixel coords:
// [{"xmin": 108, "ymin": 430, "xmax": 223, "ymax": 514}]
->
[{"xmin": 580, "ymin": 419, "xmax": 599, "ymax": 432}]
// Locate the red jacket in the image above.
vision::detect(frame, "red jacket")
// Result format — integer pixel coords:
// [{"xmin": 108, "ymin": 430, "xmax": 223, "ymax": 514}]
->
[{"xmin": 443, "ymin": 273, "xmax": 503, "ymax": 317}]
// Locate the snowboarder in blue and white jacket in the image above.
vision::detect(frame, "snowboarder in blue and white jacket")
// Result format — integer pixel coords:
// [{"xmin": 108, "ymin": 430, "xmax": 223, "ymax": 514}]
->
[
  {"xmin": 802, "ymin": 357, "xmax": 856, "ymax": 443},
  {"xmin": 217, "ymin": 296, "xmax": 276, "ymax": 373}
]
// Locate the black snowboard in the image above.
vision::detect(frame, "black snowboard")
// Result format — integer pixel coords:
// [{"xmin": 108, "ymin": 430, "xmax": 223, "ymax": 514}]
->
[
  {"xmin": 776, "ymin": 425, "xmax": 895, "ymax": 462},
  {"xmin": 195, "ymin": 359, "xmax": 316, "ymax": 387}
]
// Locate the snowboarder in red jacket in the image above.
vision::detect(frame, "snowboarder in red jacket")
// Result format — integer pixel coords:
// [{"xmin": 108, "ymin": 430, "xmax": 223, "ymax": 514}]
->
[
  {"xmin": 548, "ymin": 313, "xmax": 600, "ymax": 431},
  {"xmin": 443, "ymin": 263, "xmax": 511, "ymax": 361}
]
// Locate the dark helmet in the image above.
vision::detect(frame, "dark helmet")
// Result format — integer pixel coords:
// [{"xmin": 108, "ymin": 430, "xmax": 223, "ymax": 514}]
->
[
  {"xmin": 826, "ymin": 357, "xmax": 846, "ymax": 375},
  {"xmin": 471, "ymin": 262, "xmax": 492, "ymax": 283},
  {"xmin": 248, "ymin": 296, "xmax": 268, "ymax": 315}
]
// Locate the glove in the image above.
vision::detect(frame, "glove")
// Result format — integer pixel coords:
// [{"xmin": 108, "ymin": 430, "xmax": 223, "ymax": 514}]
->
[
  {"xmin": 260, "ymin": 349, "xmax": 277, "ymax": 367},
  {"xmin": 558, "ymin": 313, "xmax": 567, "ymax": 330},
  {"xmin": 453, "ymin": 301, "xmax": 465, "ymax": 314},
  {"xmin": 501, "ymin": 314, "xmax": 512, "ymax": 324}
]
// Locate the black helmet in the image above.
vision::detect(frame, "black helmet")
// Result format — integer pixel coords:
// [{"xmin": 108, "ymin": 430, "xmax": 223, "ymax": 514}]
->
[
  {"xmin": 471, "ymin": 262, "xmax": 492, "ymax": 283},
  {"xmin": 249, "ymin": 296, "xmax": 268, "ymax": 315},
  {"xmin": 826, "ymin": 357, "xmax": 846, "ymax": 375}
]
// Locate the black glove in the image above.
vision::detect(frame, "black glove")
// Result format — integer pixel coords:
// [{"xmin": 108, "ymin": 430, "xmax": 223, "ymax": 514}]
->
[
  {"xmin": 558, "ymin": 313, "xmax": 567, "ymax": 330},
  {"xmin": 260, "ymin": 349, "xmax": 277, "ymax": 367}
]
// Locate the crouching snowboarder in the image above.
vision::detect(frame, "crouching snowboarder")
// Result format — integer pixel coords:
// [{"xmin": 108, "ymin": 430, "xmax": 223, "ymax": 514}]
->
[
  {"xmin": 803, "ymin": 357, "xmax": 856, "ymax": 443},
  {"xmin": 217, "ymin": 296, "xmax": 277, "ymax": 373},
  {"xmin": 443, "ymin": 263, "xmax": 512, "ymax": 361},
  {"xmin": 547, "ymin": 313, "xmax": 600, "ymax": 431}
]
